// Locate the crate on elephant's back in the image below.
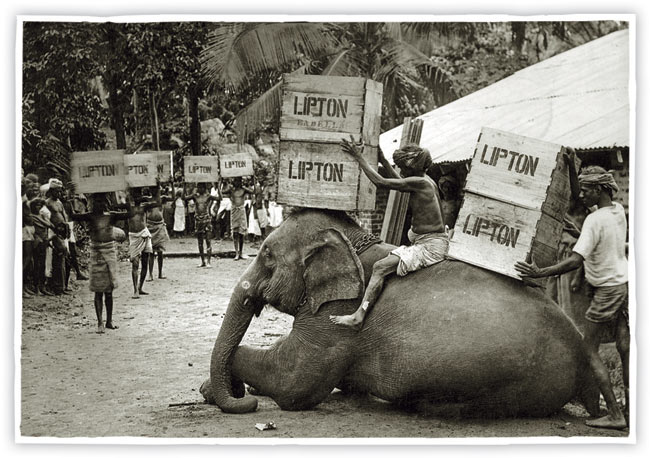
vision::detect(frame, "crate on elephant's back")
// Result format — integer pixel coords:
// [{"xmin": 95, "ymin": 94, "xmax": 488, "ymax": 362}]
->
[
  {"xmin": 277, "ymin": 74, "xmax": 383, "ymax": 211},
  {"xmin": 448, "ymin": 127, "xmax": 573, "ymax": 285}
]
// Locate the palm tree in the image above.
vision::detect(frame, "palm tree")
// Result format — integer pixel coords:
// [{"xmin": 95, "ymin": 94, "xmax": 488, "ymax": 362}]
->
[{"xmin": 201, "ymin": 22, "xmax": 468, "ymax": 141}]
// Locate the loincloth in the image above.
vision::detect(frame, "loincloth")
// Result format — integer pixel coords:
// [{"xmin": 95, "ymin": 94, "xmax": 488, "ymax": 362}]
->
[
  {"xmin": 195, "ymin": 212, "xmax": 212, "ymax": 235},
  {"xmin": 391, "ymin": 229, "xmax": 449, "ymax": 277},
  {"xmin": 128, "ymin": 227, "xmax": 153, "ymax": 261},
  {"xmin": 89, "ymin": 241, "xmax": 118, "ymax": 292},
  {"xmin": 585, "ymin": 283, "xmax": 628, "ymax": 324},
  {"xmin": 230, "ymin": 205, "xmax": 248, "ymax": 235},
  {"xmin": 147, "ymin": 219, "xmax": 169, "ymax": 251}
]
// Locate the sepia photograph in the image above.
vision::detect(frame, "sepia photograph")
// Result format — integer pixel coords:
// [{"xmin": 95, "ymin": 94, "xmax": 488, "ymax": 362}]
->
[{"xmin": 11, "ymin": 6, "xmax": 639, "ymax": 448}]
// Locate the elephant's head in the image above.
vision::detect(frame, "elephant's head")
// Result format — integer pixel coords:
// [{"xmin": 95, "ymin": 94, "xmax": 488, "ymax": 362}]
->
[{"xmin": 207, "ymin": 209, "xmax": 365, "ymax": 413}]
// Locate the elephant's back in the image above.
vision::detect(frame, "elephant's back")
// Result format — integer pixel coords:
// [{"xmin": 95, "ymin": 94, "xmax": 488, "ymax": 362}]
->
[{"xmin": 350, "ymin": 260, "xmax": 586, "ymax": 415}]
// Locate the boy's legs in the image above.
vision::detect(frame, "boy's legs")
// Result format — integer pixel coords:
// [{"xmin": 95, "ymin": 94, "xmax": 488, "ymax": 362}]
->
[
  {"xmin": 131, "ymin": 256, "xmax": 140, "ymax": 298},
  {"xmin": 238, "ymin": 233, "xmax": 247, "ymax": 259},
  {"xmin": 197, "ymin": 233, "xmax": 206, "ymax": 267},
  {"xmin": 581, "ymin": 320, "xmax": 627, "ymax": 429},
  {"xmin": 205, "ymin": 235, "xmax": 212, "ymax": 267},
  {"xmin": 94, "ymin": 292, "xmax": 105, "ymax": 333},
  {"xmin": 23, "ymin": 241, "xmax": 35, "ymax": 295},
  {"xmin": 138, "ymin": 253, "xmax": 149, "ymax": 295},
  {"xmin": 330, "ymin": 254, "xmax": 400, "ymax": 329},
  {"xmin": 105, "ymin": 292, "xmax": 118, "ymax": 330},
  {"xmin": 51, "ymin": 251, "xmax": 64, "ymax": 295},
  {"xmin": 615, "ymin": 311, "xmax": 630, "ymax": 418},
  {"xmin": 233, "ymin": 233, "xmax": 241, "ymax": 260},
  {"xmin": 147, "ymin": 251, "xmax": 155, "ymax": 280},
  {"xmin": 157, "ymin": 250, "xmax": 166, "ymax": 278},
  {"xmin": 69, "ymin": 242, "xmax": 87, "ymax": 280}
]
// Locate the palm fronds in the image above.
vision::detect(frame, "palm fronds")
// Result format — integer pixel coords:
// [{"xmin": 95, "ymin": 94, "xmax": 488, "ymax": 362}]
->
[{"xmin": 201, "ymin": 22, "xmax": 335, "ymax": 90}]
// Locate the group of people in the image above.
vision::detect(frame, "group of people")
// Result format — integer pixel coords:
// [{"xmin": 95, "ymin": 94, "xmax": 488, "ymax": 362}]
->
[
  {"xmin": 22, "ymin": 138, "xmax": 630, "ymax": 430},
  {"xmin": 22, "ymin": 174, "xmax": 89, "ymax": 298},
  {"xmin": 329, "ymin": 138, "xmax": 629, "ymax": 431},
  {"xmin": 167, "ymin": 178, "xmax": 283, "ymax": 263}
]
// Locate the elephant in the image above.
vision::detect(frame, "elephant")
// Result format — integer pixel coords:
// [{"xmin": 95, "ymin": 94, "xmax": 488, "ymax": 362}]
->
[{"xmin": 200, "ymin": 208, "xmax": 600, "ymax": 418}]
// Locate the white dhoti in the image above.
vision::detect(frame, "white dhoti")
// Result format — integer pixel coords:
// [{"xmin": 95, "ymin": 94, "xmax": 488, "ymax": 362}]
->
[{"xmin": 391, "ymin": 229, "xmax": 449, "ymax": 277}]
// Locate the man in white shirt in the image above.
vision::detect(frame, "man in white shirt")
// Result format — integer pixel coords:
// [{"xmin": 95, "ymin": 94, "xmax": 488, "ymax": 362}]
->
[{"xmin": 515, "ymin": 165, "xmax": 629, "ymax": 430}]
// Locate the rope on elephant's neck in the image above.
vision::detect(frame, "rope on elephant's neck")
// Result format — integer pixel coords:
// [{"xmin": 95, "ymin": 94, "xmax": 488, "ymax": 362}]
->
[{"xmin": 345, "ymin": 229, "xmax": 382, "ymax": 255}]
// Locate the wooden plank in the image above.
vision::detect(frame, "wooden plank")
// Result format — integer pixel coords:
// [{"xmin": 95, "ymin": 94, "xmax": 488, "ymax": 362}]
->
[
  {"xmin": 184, "ymin": 156, "xmax": 220, "ymax": 183},
  {"xmin": 220, "ymin": 152, "xmax": 254, "ymax": 178},
  {"xmin": 70, "ymin": 150, "xmax": 126, "ymax": 194},
  {"xmin": 283, "ymin": 74, "xmax": 367, "ymax": 96},
  {"xmin": 356, "ymin": 145, "xmax": 378, "ymax": 211},
  {"xmin": 124, "ymin": 153, "xmax": 157, "ymax": 188},
  {"xmin": 277, "ymin": 141, "xmax": 366, "ymax": 211},
  {"xmin": 448, "ymin": 193, "xmax": 542, "ymax": 280},
  {"xmin": 361, "ymin": 81, "xmax": 384, "ymax": 147},
  {"xmin": 380, "ymin": 117, "xmax": 423, "ymax": 244},
  {"xmin": 280, "ymin": 92, "xmax": 364, "ymax": 135},
  {"xmin": 279, "ymin": 128, "xmax": 362, "ymax": 144}
]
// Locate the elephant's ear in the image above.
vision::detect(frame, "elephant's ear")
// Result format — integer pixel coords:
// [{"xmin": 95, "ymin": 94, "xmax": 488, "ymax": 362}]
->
[{"xmin": 302, "ymin": 228, "xmax": 365, "ymax": 314}]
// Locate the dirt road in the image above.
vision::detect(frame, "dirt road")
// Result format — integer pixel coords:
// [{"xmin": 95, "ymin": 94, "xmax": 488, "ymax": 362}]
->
[{"xmin": 19, "ymin": 238, "xmax": 628, "ymax": 441}]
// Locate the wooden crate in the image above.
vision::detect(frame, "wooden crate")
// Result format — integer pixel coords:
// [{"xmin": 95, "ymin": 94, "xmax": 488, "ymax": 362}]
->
[
  {"xmin": 220, "ymin": 152, "xmax": 254, "ymax": 178},
  {"xmin": 448, "ymin": 128, "xmax": 571, "ymax": 282},
  {"xmin": 139, "ymin": 151, "xmax": 173, "ymax": 182},
  {"xmin": 70, "ymin": 150, "xmax": 126, "ymax": 194},
  {"xmin": 184, "ymin": 156, "xmax": 220, "ymax": 183},
  {"xmin": 278, "ymin": 75, "xmax": 383, "ymax": 211},
  {"xmin": 124, "ymin": 153, "xmax": 157, "ymax": 188}
]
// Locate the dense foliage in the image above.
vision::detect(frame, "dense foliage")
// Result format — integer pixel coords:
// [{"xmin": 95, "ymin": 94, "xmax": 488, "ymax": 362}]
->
[{"xmin": 21, "ymin": 20, "xmax": 627, "ymax": 179}]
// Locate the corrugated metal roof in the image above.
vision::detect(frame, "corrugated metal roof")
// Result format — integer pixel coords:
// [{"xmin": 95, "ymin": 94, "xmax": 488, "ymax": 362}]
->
[{"xmin": 379, "ymin": 29, "xmax": 630, "ymax": 164}]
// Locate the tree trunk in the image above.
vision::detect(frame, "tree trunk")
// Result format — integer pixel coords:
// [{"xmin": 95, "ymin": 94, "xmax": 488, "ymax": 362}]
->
[
  {"xmin": 111, "ymin": 101, "xmax": 127, "ymax": 149},
  {"xmin": 188, "ymin": 85, "xmax": 201, "ymax": 155},
  {"xmin": 150, "ymin": 86, "xmax": 160, "ymax": 151},
  {"xmin": 511, "ymin": 22, "xmax": 527, "ymax": 55}
]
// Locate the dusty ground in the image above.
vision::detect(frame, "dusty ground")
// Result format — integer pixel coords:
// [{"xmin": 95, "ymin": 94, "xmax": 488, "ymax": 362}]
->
[{"xmin": 19, "ymin": 237, "xmax": 629, "ymax": 441}]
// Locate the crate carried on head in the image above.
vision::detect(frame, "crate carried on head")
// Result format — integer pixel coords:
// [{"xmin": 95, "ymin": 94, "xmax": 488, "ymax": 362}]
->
[
  {"xmin": 183, "ymin": 156, "xmax": 220, "ymax": 183},
  {"xmin": 70, "ymin": 150, "xmax": 127, "ymax": 194},
  {"xmin": 447, "ymin": 127, "xmax": 573, "ymax": 284},
  {"xmin": 277, "ymin": 74, "xmax": 383, "ymax": 211},
  {"xmin": 124, "ymin": 153, "xmax": 157, "ymax": 188}
]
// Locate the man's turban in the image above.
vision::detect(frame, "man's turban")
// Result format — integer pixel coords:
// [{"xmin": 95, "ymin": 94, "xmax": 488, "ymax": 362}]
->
[
  {"xmin": 578, "ymin": 166, "xmax": 619, "ymax": 195},
  {"xmin": 393, "ymin": 145, "xmax": 432, "ymax": 172}
]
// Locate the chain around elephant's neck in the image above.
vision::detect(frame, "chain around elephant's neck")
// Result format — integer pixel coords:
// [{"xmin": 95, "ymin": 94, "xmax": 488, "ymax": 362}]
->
[{"xmin": 344, "ymin": 229, "xmax": 382, "ymax": 255}]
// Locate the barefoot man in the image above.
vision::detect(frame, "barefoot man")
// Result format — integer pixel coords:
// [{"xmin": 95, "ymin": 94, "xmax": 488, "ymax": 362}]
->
[
  {"xmin": 330, "ymin": 139, "xmax": 448, "ymax": 330},
  {"xmin": 146, "ymin": 186, "xmax": 170, "ymax": 280},
  {"xmin": 187, "ymin": 183, "xmax": 217, "ymax": 267},
  {"xmin": 71, "ymin": 193, "xmax": 129, "ymax": 333},
  {"xmin": 127, "ymin": 189, "xmax": 157, "ymax": 298},
  {"xmin": 515, "ymin": 165, "xmax": 629, "ymax": 431},
  {"xmin": 230, "ymin": 177, "xmax": 254, "ymax": 260}
]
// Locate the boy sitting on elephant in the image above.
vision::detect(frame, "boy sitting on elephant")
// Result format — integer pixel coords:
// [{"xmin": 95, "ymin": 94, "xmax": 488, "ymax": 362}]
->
[{"xmin": 330, "ymin": 138, "xmax": 448, "ymax": 330}]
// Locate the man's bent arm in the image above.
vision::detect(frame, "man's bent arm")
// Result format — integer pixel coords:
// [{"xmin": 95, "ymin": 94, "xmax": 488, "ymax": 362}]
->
[{"xmin": 377, "ymin": 147, "xmax": 401, "ymax": 179}]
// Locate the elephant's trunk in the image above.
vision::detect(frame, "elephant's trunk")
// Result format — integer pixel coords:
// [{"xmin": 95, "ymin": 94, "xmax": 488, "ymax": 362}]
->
[{"xmin": 208, "ymin": 266, "xmax": 261, "ymax": 414}]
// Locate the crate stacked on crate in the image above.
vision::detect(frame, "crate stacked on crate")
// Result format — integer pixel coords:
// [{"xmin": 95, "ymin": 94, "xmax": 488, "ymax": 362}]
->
[{"xmin": 277, "ymin": 74, "xmax": 383, "ymax": 211}]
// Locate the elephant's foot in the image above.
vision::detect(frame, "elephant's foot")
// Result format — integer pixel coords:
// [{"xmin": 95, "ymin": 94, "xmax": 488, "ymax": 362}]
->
[{"xmin": 585, "ymin": 414, "xmax": 628, "ymax": 430}]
